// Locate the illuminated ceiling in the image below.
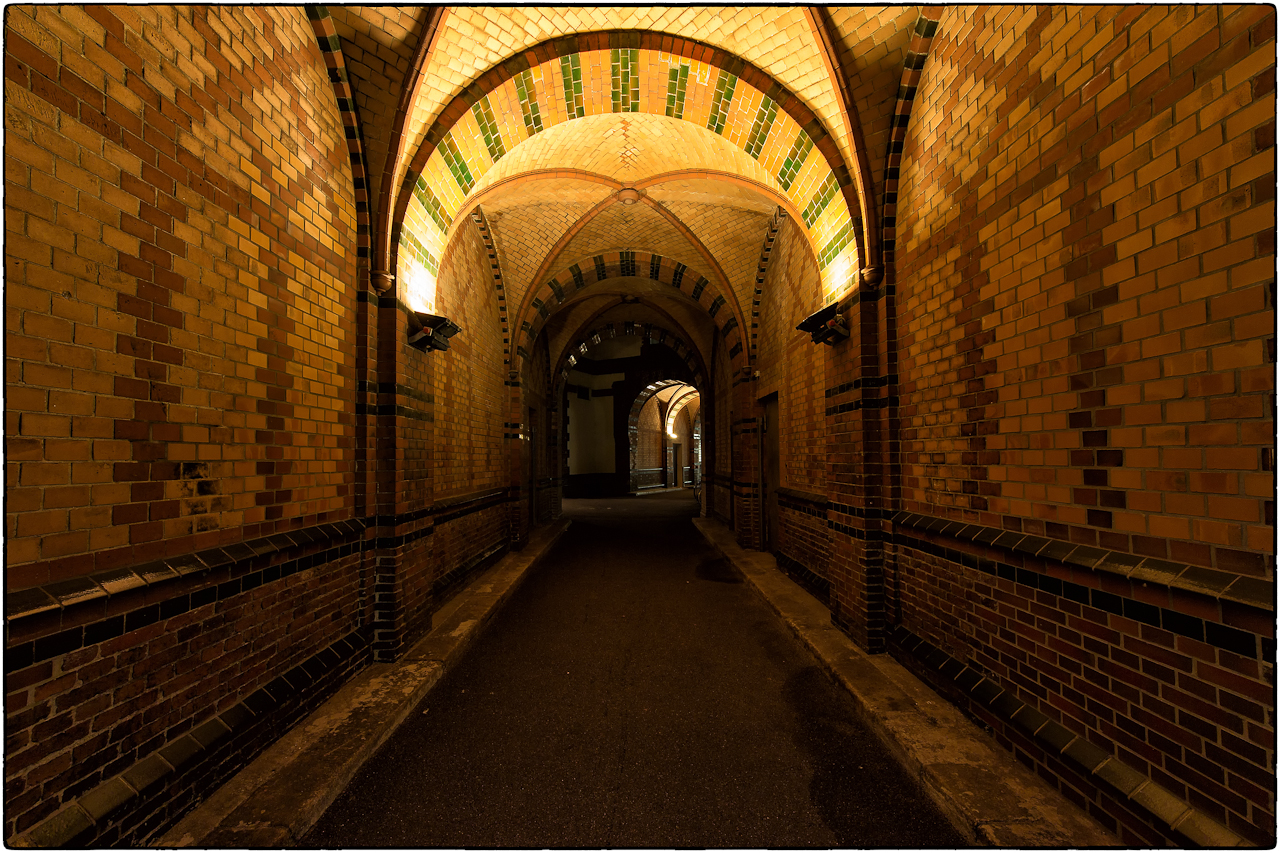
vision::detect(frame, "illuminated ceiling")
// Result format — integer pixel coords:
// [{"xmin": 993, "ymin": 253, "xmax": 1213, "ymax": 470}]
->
[{"xmin": 323, "ymin": 6, "xmax": 931, "ymax": 376}]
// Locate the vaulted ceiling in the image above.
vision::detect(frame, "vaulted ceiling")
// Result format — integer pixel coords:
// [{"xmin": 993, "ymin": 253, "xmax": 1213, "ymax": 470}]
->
[{"xmin": 320, "ymin": 6, "xmax": 933, "ymax": 383}]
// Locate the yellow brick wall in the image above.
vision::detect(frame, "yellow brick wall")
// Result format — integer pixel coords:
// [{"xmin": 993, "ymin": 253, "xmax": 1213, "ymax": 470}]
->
[
  {"xmin": 5, "ymin": 6, "xmax": 358, "ymax": 590},
  {"xmin": 898, "ymin": 5, "xmax": 1275, "ymax": 573}
]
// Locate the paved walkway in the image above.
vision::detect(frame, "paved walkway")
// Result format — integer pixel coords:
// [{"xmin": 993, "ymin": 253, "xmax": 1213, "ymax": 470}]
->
[{"xmin": 302, "ymin": 492, "xmax": 967, "ymax": 848}]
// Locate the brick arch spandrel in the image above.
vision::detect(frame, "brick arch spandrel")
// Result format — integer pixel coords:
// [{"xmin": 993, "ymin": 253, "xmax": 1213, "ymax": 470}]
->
[
  {"xmin": 510, "ymin": 201, "xmax": 748, "ymax": 375},
  {"xmin": 484, "ymin": 194, "xmax": 611, "ymax": 312},
  {"xmin": 393, "ymin": 36, "xmax": 865, "ymax": 306},
  {"xmin": 656, "ymin": 197, "xmax": 776, "ymax": 325},
  {"xmin": 550, "ymin": 202, "xmax": 721, "ymax": 296},
  {"xmin": 428, "ymin": 164, "xmax": 830, "ymax": 387},
  {"xmin": 501, "ymin": 172, "xmax": 763, "ymax": 338}
]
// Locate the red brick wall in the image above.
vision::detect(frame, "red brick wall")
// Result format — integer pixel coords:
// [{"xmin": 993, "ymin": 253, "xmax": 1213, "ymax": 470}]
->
[
  {"xmin": 5, "ymin": 547, "xmax": 366, "ymax": 840},
  {"xmin": 4, "ymin": 6, "xmax": 369, "ymax": 838},
  {"xmin": 893, "ymin": 528, "xmax": 1274, "ymax": 843},
  {"xmin": 893, "ymin": 6, "xmax": 1275, "ymax": 842}
]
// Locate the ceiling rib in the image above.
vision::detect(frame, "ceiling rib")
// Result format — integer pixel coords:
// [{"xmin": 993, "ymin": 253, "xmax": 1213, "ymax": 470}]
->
[{"xmin": 804, "ymin": 5, "xmax": 882, "ymax": 278}]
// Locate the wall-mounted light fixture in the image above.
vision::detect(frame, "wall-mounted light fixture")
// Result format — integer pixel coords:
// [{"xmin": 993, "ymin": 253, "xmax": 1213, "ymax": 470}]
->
[
  {"xmin": 407, "ymin": 311, "xmax": 462, "ymax": 351},
  {"xmin": 796, "ymin": 302, "xmax": 849, "ymax": 346}
]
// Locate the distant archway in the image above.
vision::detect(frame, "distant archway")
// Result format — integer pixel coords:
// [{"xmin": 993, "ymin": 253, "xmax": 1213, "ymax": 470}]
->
[{"xmin": 628, "ymin": 380, "xmax": 700, "ymax": 492}]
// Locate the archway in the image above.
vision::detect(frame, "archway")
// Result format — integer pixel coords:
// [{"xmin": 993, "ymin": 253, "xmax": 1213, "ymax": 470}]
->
[
  {"xmin": 628, "ymin": 380, "xmax": 701, "ymax": 492},
  {"xmin": 559, "ymin": 312, "xmax": 703, "ymax": 498}
]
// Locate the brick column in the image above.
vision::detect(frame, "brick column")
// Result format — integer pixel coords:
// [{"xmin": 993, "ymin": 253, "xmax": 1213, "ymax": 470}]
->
[
  {"xmin": 369, "ymin": 293, "xmax": 439, "ymax": 661},
  {"xmin": 825, "ymin": 277, "xmax": 891, "ymax": 652}
]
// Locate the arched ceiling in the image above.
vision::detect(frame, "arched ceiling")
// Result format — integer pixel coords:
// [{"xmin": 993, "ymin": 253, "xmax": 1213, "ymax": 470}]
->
[
  {"xmin": 401, "ymin": 8, "xmax": 858, "ymax": 223},
  {"xmin": 325, "ymin": 5, "xmax": 936, "ymax": 376}
]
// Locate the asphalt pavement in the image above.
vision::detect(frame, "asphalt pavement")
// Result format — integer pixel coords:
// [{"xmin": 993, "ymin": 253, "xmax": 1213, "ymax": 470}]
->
[{"xmin": 302, "ymin": 491, "xmax": 967, "ymax": 848}]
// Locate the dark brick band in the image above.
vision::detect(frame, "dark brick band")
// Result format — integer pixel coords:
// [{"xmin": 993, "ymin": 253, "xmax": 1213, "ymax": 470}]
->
[{"xmin": 6, "ymin": 490, "xmax": 519, "ymax": 672}]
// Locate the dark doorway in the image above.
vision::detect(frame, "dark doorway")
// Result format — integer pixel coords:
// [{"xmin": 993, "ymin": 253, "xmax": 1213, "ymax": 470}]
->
[
  {"xmin": 761, "ymin": 393, "xmax": 779, "ymax": 551},
  {"xmin": 529, "ymin": 406, "xmax": 538, "ymax": 528}
]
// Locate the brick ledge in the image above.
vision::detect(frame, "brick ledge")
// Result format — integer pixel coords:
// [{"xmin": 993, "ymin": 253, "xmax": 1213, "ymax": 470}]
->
[{"xmin": 892, "ymin": 510, "xmax": 1273, "ymax": 614}]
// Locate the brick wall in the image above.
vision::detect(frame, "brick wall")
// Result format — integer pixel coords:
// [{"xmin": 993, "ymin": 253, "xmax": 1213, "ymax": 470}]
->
[
  {"xmin": 6, "ymin": 5, "xmax": 359, "ymax": 586},
  {"xmin": 892, "ymin": 6, "xmax": 1275, "ymax": 842},
  {"xmin": 898, "ymin": 4, "xmax": 1275, "ymax": 580},
  {"xmin": 755, "ymin": 217, "xmax": 831, "ymax": 591},
  {"xmin": 4, "ymin": 6, "xmax": 370, "ymax": 840},
  {"xmin": 635, "ymin": 395, "xmax": 663, "ymax": 473},
  {"xmin": 426, "ymin": 215, "xmax": 507, "ymax": 597}
]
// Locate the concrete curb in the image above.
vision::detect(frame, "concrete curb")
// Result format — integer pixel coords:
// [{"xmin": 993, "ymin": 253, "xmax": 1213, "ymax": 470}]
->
[
  {"xmin": 156, "ymin": 519, "xmax": 571, "ymax": 848},
  {"xmin": 693, "ymin": 517, "xmax": 1120, "ymax": 848}
]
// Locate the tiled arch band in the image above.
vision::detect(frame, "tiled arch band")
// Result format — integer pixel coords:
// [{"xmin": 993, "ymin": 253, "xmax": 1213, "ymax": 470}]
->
[{"xmin": 394, "ymin": 31, "xmax": 866, "ymax": 323}]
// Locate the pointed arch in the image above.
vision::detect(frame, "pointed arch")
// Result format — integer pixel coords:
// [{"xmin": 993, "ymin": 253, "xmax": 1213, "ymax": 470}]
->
[
  {"xmin": 391, "ymin": 32, "xmax": 869, "ymax": 314},
  {"xmin": 555, "ymin": 319, "xmax": 707, "ymax": 393},
  {"xmin": 520, "ymin": 249, "xmax": 735, "ymax": 373},
  {"xmin": 371, "ymin": 5, "xmax": 449, "ymax": 290}
]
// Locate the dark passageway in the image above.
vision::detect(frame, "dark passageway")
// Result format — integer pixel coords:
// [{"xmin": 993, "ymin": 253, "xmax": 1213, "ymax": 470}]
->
[{"xmin": 304, "ymin": 492, "xmax": 966, "ymax": 848}]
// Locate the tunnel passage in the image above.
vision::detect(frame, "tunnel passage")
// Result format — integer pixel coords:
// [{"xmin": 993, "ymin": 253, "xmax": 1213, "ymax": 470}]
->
[
  {"xmin": 560, "ymin": 316, "xmax": 707, "ymax": 498},
  {"xmin": 303, "ymin": 492, "xmax": 969, "ymax": 848},
  {"xmin": 4, "ymin": 7, "xmax": 1273, "ymax": 848}
]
